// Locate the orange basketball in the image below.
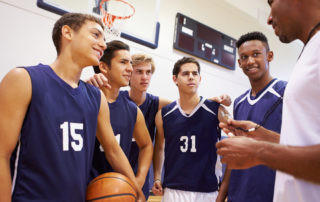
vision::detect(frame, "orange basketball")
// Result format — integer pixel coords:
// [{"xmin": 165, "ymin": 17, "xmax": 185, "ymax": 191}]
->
[{"xmin": 86, "ymin": 172, "xmax": 137, "ymax": 202}]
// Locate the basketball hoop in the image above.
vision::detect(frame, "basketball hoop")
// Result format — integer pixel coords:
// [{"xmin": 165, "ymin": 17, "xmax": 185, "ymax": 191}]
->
[{"xmin": 99, "ymin": 0, "xmax": 135, "ymax": 39}]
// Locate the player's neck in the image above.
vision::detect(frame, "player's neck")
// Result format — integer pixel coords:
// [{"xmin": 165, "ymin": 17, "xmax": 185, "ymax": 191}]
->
[
  {"xmin": 178, "ymin": 93, "xmax": 200, "ymax": 114},
  {"xmin": 50, "ymin": 59, "xmax": 82, "ymax": 88},
  {"xmin": 250, "ymin": 76, "xmax": 273, "ymax": 96},
  {"xmin": 129, "ymin": 88, "xmax": 147, "ymax": 106},
  {"xmin": 101, "ymin": 86, "xmax": 120, "ymax": 103}
]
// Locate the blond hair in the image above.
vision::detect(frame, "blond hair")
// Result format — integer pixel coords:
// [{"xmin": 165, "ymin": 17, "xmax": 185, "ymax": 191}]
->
[{"xmin": 131, "ymin": 53, "xmax": 155, "ymax": 73}]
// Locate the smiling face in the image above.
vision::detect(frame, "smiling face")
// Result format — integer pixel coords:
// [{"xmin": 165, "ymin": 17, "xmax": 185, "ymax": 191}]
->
[
  {"xmin": 130, "ymin": 62, "xmax": 153, "ymax": 92},
  {"xmin": 104, "ymin": 49, "xmax": 133, "ymax": 88},
  {"xmin": 173, "ymin": 62, "xmax": 201, "ymax": 94},
  {"xmin": 238, "ymin": 40, "xmax": 273, "ymax": 83},
  {"xmin": 70, "ymin": 20, "xmax": 106, "ymax": 67}
]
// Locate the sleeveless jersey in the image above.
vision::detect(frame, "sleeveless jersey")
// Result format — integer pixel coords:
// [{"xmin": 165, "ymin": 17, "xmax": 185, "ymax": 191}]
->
[
  {"xmin": 10, "ymin": 64, "xmax": 101, "ymax": 202},
  {"xmin": 91, "ymin": 91, "xmax": 137, "ymax": 178},
  {"xmin": 162, "ymin": 98, "xmax": 221, "ymax": 192},
  {"xmin": 228, "ymin": 79, "xmax": 287, "ymax": 202},
  {"xmin": 124, "ymin": 91, "xmax": 159, "ymax": 198}
]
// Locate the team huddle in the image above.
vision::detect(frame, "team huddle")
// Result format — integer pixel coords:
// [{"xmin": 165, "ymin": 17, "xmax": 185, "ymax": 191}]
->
[{"xmin": 1, "ymin": 0, "xmax": 320, "ymax": 202}]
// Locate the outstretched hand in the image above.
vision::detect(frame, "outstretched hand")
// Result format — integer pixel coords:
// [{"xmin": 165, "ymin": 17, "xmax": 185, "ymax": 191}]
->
[{"xmin": 211, "ymin": 94, "xmax": 232, "ymax": 106}]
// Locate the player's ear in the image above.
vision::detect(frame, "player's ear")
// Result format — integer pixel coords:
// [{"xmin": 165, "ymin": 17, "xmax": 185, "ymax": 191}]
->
[
  {"xmin": 99, "ymin": 62, "xmax": 108, "ymax": 75},
  {"xmin": 267, "ymin": 51, "xmax": 274, "ymax": 62},
  {"xmin": 237, "ymin": 58, "xmax": 242, "ymax": 67},
  {"xmin": 173, "ymin": 75, "xmax": 178, "ymax": 86},
  {"xmin": 61, "ymin": 25, "xmax": 73, "ymax": 41}
]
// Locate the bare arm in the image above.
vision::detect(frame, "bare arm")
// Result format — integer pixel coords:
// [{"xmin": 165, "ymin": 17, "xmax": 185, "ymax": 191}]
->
[
  {"xmin": 158, "ymin": 97, "xmax": 171, "ymax": 110},
  {"xmin": 152, "ymin": 110, "xmax": 165, "ymax": 196},
  {"xmin": 132, "ymin": 108, "xmax": 153, "ymax": 188},
  {"xmin": 96, "ymin": 93, "xmax": 145, "ymax": 201},
  {"xmin": 216, "ymin": 168, "xmax": 231, "ymax": 202},
  {"xmin": 0, "ymin": 68, "xmax": 32, "ymax": 201},
  {"xmin": 219, "ymin": 119, "xmax": 280, "ymax": 143},
  {"xmin": 216, "ymin": 136, "xmax": 320, "ymax": 184}
]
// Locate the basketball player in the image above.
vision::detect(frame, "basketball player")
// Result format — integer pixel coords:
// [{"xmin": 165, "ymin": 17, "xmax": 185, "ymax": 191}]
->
[
  {"xmin": 152, "ymin": 57, "xmax": 230, "ymax": 202},
  {"xmin": 0, "ymin": 13, "xmax": 144, "ymax": 201},
  {"xmin": 217, "ymin": 0, "xmax": 320, "ymax": 201},
  {"xmin": 216, "ymin": 32, "xmax": 286, "ymax": 202},
  {"xmin": 90, "ymin": 40, "xmax": 153, "ymax": 195},
  {"xmin": 87, "ymin": 53, "xmax": 232, "ymax": 199}
]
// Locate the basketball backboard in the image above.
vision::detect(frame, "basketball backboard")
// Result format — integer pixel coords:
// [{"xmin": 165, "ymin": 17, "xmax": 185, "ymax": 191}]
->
[{"xmin": 37, "ymin": 0, "xmax": 160, "ymax": 49}]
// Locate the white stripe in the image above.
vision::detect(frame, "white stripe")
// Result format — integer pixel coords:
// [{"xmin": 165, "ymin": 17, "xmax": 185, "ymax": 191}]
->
[
  {"xmin": 202, "ymin": 103, "xmax": 217, "ymax": 116},
  {"xmin": 246, "ymin": 79, "xmax": 281, "ymax": 105},
  {"xmin": 163, "ymin": 102, "xmax": 179, "ymax": 118},
  {"xmin": 177, "ymin": 98, "xmax": 206, "ymax": 117},
  {"xmin": 11, "ymin": 139, "xmax": 21, "ymax": 193}
]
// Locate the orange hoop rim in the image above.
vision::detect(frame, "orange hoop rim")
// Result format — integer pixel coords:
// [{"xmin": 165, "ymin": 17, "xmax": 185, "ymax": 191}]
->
[{"xmin": 99, "ymin": 0, "xmax": 135, "ymax": 28}]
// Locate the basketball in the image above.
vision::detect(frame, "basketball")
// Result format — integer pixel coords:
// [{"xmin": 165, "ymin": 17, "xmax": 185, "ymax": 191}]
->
[{"xmin": 86, "ymin": 172, "xmax": 137, "ymax": 202}]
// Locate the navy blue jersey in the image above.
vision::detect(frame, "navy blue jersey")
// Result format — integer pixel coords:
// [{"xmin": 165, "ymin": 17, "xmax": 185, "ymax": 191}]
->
[
  {"xmin": 10, "ymin": 64, "xmax": 101, "ymax": 202},
  {"xmin": 91, "ymin": 91, "xmax": 137, "ymax": 178},
  {"xmin": 228, "ymin": 79, "xmax": 287, "ymax": 202},
  {"xmin": 124, "ymin": 91, "xmax": 159, "ymax": 198},
  {"xmin": 162, "ymin": 98, "xmax": 221, "ymax": 192}
]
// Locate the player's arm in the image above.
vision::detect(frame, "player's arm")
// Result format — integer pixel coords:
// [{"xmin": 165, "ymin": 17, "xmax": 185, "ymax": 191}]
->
[
  {"xmin": 216, "ymin": 168, "xmax": 231, "ymax": 202},
  {"xmin": 96, "ymin": 93, "xmax": 145, "ymax": 201},
  {"xmin": 209, "ymin": 94, "xmax": 232, "ymax": 107},
  {"xmin": 132, "ymin": 108, "xmax": 153, "ymax": 188},
  {"xmin": 0, "ymin": 68, "xmax": 32, "ymax": 201},
  {"xmin": 216, "ymin": 136, "xmax": 320, "ymax": 184},
  {"xmin": 158, "ymin": 97, "xmax": 171, "ymax": 110},
  {"xmin": 152, "ymin": 110, "xmax": 165, "ymax": 196}
]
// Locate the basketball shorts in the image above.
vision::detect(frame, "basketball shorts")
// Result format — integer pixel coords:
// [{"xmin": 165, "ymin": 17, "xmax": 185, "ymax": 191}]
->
[{"xmin": 162, "ymin": 187, "xmax": 218, "ymax": 202}]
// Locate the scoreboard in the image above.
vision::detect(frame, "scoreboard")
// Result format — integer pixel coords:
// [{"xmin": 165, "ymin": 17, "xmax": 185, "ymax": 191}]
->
[{"xmin": 173, "ymin": 13, "xmax": 237, "ymax": 70}]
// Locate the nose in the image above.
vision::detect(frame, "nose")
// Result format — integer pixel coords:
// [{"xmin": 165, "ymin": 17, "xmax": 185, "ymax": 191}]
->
[
  {"xmin": 99, "ymin": 39, "xmax": 107, "ymax": 51},
  {"xmin": 188, "ymin": 72, "xmax": 194, "ymax": 80},
  {"xmin": 247, "ymin": 56, "xmax": 255, "ymax": 64},
  {"xmin": 127, "ymin": 63, "xmax": 133, "ymax": 73}
]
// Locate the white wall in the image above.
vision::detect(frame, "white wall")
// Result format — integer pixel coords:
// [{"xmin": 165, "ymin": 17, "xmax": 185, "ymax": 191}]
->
[{"xmin": 0, "ymin": 0, "xmax": 303, "ymax": 111}]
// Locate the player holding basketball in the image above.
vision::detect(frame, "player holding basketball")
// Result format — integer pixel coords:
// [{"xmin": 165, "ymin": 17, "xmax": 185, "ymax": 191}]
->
[
  {"xmin": 216, "ymin": 32, "xmax": 286, "ymax": 202},
  {"xmin": 217, "ymin": 0, "xmax": 320, "ymax": 201},
  {"xmin": 90, "ymin": 40, "xmax": 153, "ymax": 195},
  {"xmin": 0, "ymin": 13, "xmax": 144, "ymax": 201},
  {"xmin": 152, "ymin": 57, "xmax": 230, "ymax": 202}
]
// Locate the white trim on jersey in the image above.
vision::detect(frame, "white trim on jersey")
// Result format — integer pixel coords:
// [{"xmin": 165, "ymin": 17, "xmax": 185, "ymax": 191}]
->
[
  {"xmin": 163, "ymin": 104, "xmax": 178, "ymax": 118},
  {"xmin": 12, "ymin": 139, "xmax": 21, "ymax": 193},
  {"xmin": 235, "ymin": 79, "xmax": 282, "ymax": 108}
]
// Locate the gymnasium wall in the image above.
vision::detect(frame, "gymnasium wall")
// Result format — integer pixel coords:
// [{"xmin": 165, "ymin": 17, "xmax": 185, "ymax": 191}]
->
[{"xmin": 0, "ymin": 0, "xmax": 302, "ymax": 112}]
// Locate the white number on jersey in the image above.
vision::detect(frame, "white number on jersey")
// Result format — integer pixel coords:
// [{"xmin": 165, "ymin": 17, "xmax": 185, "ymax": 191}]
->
[
  {"xmin": 60, "ymin": 122, "xmax": 83, "ymax": 151},
  {"xmin": 180, "ymin": 135, "xmax": 197, "ymax": 153},
  {"xmin": 99, "ymin": 134, "xmax": 121, "ymax": 152}
]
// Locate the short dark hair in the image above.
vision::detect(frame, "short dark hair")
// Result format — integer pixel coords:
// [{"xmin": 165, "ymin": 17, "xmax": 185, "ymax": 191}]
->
[
  {"xmin": 52, "ymin": 13, "xmax": 104, "ymax": 55},
  {"xmin": 236, "ymin": 31, "xmax": 270, "ymax": 51},
  {"xmin": 93, "ymin": 40, "xmax": 130, "ymax": 73},
  {"xmin": 173, "ymin": 57, "xmax": 200, "ymax": 76}
]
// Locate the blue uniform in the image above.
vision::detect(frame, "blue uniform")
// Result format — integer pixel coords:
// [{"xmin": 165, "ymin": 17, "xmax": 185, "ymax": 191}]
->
[
  {"xmin": 10, "ymin": 64, "xmax": 101, "ymax": 202},
  {"xmin": 162, "ymin": 98, "xmax": 221, "ymax": 192},
  {"xmin": 124, "ymin": 91, "xmax": 159, "ymax": 198},
  {"xmin": 91, "ymin": 91, "xmax": 137, "ymax": 178},
  {"xmin": 228, "ymin": 79, "xmax": 287, "ymax": 202}
]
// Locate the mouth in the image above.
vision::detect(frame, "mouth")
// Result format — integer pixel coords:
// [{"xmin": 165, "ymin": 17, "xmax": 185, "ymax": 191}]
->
[
  {"xmin": 123, "ymin": 75, "xmax": 131, "ymax": 80},
  {"xmin": 246, "ymin": 67, "xmax": 259, "ymax": 73},
  {"xmin": 93, "ymin": 48, "xmax": 103, "ymax": 59}
]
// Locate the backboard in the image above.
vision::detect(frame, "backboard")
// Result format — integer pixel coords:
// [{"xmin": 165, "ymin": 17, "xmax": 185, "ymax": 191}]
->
[{"xmin": 37, "ymin": 0, "xmax": 160, "ymax": 49}]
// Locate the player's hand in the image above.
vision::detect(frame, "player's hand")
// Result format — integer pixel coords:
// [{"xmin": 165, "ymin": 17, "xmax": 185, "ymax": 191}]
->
[
  {"xmin": 136, "ymin": 176, "xmax": 145, "ymax": 189},
  {"xmin": 216, "ymin": 136, "xmax": 261, "ymax": 169},
  {"xmin": 136, "ymin": 189, "xmax": 146, "ymax": 202},
  {"xmin": 85, "ymin": 73, "xmax": 111, "ymax": 89},
  {"xmin": 152, "ymin": 180, "xmax": 163, "ymax": 196},
  {"xmin": 219, "ymin": 119, "xmax": 261, "ymax": 138},
  {"xmin": 212, "ymin": 94, "xmax": 232, "ymax": 106}
]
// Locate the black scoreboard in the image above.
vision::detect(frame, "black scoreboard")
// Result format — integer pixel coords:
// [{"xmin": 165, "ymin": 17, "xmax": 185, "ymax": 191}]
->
[{"xmin": 173, "ymin": 13, "xmax": 237, "ymax": 70}]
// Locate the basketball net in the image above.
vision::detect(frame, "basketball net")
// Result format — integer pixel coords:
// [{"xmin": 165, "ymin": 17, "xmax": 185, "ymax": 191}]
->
[{"xmin": 99, "ymin": 0, "xmax": 135, "ymax": 41}]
